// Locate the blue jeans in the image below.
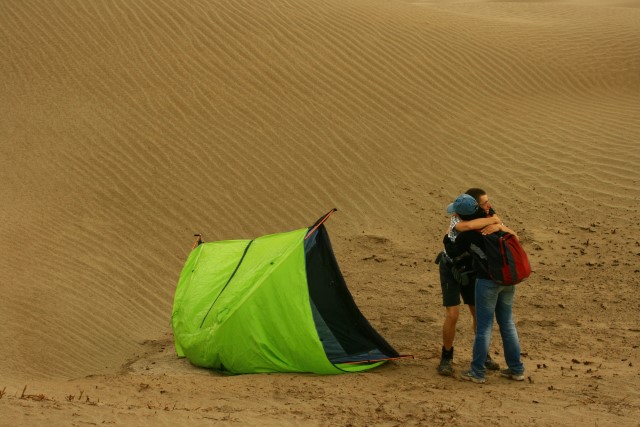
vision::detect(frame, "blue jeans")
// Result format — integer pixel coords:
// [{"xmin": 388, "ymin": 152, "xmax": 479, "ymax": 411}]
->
[{"xmin": 471, "ymin": 278, "xmax": 525, "ymax": 378}]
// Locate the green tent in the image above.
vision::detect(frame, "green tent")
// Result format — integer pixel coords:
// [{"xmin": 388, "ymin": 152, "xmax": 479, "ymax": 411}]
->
[{"xmin": 171, "ymin": 210, "xmax": 404, "ymax": 374}]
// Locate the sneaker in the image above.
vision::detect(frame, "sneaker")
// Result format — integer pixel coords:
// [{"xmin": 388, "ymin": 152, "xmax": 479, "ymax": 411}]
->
[
  {"xmin": 500, "ymin": 368, "xmax": 525, "ymax": 381},
  {"xmin": 461, "ymin": 369, "xmax": 486, "ymax": 384},
  {"xmin": 437, "ymin": 358, "xmax": 454, "ymax": 376},
  {"xmin": 485, "ymin": 354, "xmax": 500, "ymax": 371}
]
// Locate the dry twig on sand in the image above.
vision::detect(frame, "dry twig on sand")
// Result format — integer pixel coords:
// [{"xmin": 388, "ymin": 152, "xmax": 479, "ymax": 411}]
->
[{"xmin": 20, "ymin": 385, "xmax": 47, "ymax": 402}]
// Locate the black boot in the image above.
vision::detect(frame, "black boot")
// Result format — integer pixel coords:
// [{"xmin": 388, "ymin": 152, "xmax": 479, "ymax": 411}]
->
[{"xmin": 437, "ymin": 346, "xmax": 454, "ymax": 376}]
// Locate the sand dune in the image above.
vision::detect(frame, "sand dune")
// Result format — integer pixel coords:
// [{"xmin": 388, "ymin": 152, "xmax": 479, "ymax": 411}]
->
[{"xmin": 1, "ymin": 0, "xmax": 639, "ymax": 424}]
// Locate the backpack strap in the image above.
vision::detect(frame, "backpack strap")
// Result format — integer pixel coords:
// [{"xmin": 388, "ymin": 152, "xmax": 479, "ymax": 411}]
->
[
  {"xmin": 469, "ymin": 243, "xmax": 490, "ymax": 275},
  {"xmin": 469, "ymin": 243, "xmax": 486, "ymax": 260}
]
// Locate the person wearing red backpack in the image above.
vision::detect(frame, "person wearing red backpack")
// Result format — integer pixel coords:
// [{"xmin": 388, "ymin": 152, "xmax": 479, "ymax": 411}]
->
[{"xmin": 444, "ymin": 196, "xmax": 525, "ymax": 384}]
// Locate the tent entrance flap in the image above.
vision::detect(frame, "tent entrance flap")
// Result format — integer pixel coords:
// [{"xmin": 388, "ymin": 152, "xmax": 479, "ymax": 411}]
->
[{"xmin": 304, "ymin": 225, "xmax": 400, "ymax": 365}]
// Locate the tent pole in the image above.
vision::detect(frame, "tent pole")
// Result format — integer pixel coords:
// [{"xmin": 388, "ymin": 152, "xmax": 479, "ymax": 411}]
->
[{"xmin": 305, "ymin": 208, "xmax": 337, "ymax": 240}]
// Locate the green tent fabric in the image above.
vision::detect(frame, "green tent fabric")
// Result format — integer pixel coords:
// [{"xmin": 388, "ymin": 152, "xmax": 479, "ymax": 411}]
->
[{"xmin": 171, "ymin": 210, "xmax": 403, "ymax": 374}]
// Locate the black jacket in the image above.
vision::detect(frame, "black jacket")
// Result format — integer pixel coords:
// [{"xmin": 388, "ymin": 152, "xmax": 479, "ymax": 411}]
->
[{"xmin": 444, "ymin": 231, "xmax": 491, "ymax": 280}]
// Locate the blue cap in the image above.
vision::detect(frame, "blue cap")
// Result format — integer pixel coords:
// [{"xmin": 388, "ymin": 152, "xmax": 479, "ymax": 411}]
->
[{"xmin": 446, "ymin": 194, "xmax": 479, "ymax": 216}]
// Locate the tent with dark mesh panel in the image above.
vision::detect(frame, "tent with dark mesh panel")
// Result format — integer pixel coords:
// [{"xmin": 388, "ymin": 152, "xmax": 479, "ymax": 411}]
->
[{"xmin": 171, "ymin": 209, "xmax": 407, "ymax": 374}]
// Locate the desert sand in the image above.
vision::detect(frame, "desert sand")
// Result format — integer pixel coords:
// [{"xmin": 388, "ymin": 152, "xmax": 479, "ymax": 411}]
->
[{"xmin": 1, "ymin": 0, "xmax": 639, "ymax": 425}]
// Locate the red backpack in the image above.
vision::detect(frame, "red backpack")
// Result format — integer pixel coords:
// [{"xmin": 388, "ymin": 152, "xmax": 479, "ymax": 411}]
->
[{"xmin": 472, "ymin": 231, "xmax": 531, "ymax": 285}]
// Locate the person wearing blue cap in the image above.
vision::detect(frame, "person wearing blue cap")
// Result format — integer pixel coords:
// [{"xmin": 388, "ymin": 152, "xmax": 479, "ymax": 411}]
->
[{"xmin": 436, "ymin": 190, "xmax": 503, "ymax": 377}]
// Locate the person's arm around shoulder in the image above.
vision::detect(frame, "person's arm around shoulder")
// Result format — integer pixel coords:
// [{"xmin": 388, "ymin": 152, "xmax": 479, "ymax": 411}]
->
[
  {"xmin": 454, "ymin": 215, "xmax": 501, "ymax": 232},
  {"xmin": 481, "ymin": 223, "xmax": 519, "ymax": 239}
]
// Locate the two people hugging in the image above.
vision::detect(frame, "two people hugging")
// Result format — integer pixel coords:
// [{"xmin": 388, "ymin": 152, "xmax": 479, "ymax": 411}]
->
[{"xmin": 436, "ymin": 188, "xmax": 525, "ymax": 384}]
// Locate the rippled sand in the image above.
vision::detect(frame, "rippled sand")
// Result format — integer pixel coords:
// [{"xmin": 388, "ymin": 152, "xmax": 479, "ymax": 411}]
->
[{"xmin": 1, "ymin": 0, "xmax": 639, "ymax": 424}]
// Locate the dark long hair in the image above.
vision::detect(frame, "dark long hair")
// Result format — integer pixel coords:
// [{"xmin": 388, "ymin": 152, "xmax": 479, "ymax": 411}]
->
[{"xmin": 458, "ymin": 207, "xmax": 486, "ymax": 221}]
